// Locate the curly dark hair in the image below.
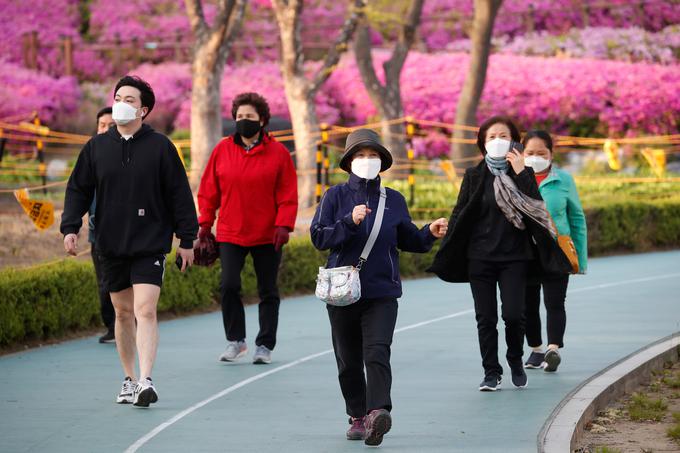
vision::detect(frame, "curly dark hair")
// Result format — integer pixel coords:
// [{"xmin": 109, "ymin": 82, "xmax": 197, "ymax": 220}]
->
[
  {"xmin": 113, "ymin": 75, "xmax": 155, "ymax": 118},
  {"xmin": 476, "ymin": 115, "xmax": 521, "ymax": 154},
  {"xmin": 231, "ymin": 92, "xmax": 271, "ymax": 127}
]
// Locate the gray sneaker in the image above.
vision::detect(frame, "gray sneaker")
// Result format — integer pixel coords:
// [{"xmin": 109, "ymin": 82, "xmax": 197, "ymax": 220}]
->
[
  {"xmin": 252, "ymin": 345, "xmax": 272, "ymax": 364},
  {"xmin": 219, "ymin": 340, "xmax": 248, "ymax": 362}
]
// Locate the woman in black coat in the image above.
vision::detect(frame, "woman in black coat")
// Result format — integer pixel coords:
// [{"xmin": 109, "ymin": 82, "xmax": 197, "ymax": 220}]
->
[{"xmin": 428, "ymin": 116, "xmax": 570, "ymax": 392}]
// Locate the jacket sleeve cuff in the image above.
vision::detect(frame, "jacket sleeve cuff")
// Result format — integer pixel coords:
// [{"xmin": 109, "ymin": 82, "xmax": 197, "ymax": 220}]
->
[
  {"xmin": 343, "ymin": 213, "xmax": 359, "ymax": 230},
  {"xmin": 179, "ymin": 238, "xmax": 194, "ymax": 249},
  {"xmin": 423, "ymin": 224, "xmax": 437, "ymax": 243},
  {"xmin": 62, "ymin": 227, "xmax": 79, "ymax": 236}
]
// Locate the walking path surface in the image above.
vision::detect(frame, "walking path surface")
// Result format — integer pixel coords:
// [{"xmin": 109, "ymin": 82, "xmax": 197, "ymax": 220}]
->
[{"xmin": 2, "ymin": 251, "xmax": 679, "ymax": 453}]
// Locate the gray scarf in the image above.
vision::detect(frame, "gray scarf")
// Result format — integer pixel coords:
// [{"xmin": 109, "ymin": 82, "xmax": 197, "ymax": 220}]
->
[{"xmin": 484, "ymin": 155, "xmax": 557, "ymax": 238}]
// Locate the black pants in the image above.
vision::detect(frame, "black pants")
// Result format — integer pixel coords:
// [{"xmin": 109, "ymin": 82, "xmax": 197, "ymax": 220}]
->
[
  {"xmin": 525, "ymin": 274, "xmax": 569, "ymax": 349},
  {"xmin": 468, "ymin": 260, "xmax": 528, "ymax": 377},
  {"xmin": 327, "ymin": 297, "xmax": 398, "ymax": 418},
  {"xmin": 90, "ymin": 247, "xmax": 115, "ymax": 329},
  {"xmin": 219, "ymin": 243, "xmax": 282, "ymax": 350}
]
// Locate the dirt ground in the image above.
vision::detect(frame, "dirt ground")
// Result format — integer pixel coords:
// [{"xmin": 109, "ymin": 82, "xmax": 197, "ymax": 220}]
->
[
  {"xmin": 577, "ymin": 361, "xmax": 680, "ymax": 453},
  {"xmin": 0, "ymin": 198, "xmax": 80, "ymax": 269}
]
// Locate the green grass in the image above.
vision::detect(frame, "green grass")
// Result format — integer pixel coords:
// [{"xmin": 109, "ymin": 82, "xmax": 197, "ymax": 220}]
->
[
  {"xmin": 627, "ymin": 392, "xmax": 668, "ymax": 421},
  {"xmin": 594, "ymin": 446, "xmax": 622, "ymax": 453},
  {"xmin": 662, "ymin": 374, "xmax": 680, "ymax": 389},
  {"xmin": 668, "ymin": 413, "xmax": 680, "ymax": 442}
]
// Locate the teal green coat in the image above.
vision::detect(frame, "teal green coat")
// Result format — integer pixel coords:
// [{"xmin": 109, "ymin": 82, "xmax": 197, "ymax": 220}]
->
[{"xmin": 538, "ymin": 167, "xmax": 588, "ymax": 273}]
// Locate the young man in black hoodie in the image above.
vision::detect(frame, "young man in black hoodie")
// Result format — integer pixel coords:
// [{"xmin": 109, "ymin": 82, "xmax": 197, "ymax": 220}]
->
[{"xmin": 60, "ymin": 76, "xmax": 198, "ymax": 408}]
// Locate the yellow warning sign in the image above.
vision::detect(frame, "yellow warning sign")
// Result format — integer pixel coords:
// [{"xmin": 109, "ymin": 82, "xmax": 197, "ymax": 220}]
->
[
  {"xmin": 641, "ymin": 148, "xmax": 666, "ymax": 178},
  {"xmin": 14, "ymin": 188, "xmax": 54, "ymax": 231},
  {"xmin": 603, "ymin": 139, "xmax": 621, "ymax": 171}
]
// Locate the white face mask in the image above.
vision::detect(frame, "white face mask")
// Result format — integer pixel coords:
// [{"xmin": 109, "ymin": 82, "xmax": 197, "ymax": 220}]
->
[
  {"xmin": 525, "ymin": 155, "xmax": 551, "ymax": 173},
  {"xmin": 351, "ymin": 158, "xmax": 382, "ymax": 180},
  {"xmin": 485, "ymin": 138, "xmax": 511, "ymax": 159},
  {"xmin": 112, "ymin": 101, "xmax": 141, "ymax": 125}
]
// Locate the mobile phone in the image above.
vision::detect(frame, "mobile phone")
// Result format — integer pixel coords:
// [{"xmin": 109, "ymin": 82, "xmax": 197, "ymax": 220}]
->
[
  {"xmin": 511, "ymin": 141, "xmax": 524, "ymax": 153},
  {"xmin": 175, "ymin": 254, "xmax": 183, "ymax": 271}
]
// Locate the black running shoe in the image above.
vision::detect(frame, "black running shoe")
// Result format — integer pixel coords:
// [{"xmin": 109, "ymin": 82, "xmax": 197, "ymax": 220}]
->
[
  {"xmin": 524, "ymin": 351, "xmax": 545, "ymax": 369},
  {"xmin": 544, "ymin": 349, "xmax": 562, "ymax": 372},
  {"xmin": 509, "ymin": 362, "xmax": 528, "ymax": 388},
  {"xmin": 479, "ymin": 374, "xmax": 501, "ymax": 391},
  {"xmin": 98, "ymin": 327, "xmax": 115, "ymax": 344}
]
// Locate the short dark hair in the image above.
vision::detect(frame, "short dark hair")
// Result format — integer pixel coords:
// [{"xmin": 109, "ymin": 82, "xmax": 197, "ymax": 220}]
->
[
  {"xmin": 231, "ymin": 92, "xmax": 271, "ymax": 127},
  {"xmin": 476, "ymin": 115, "xmax": 521, "ymax": 154},
  {"xmin": 96, "ymin": 107, "xmax": 112, "ymax": 122},
  {"xmin": 113, "ymin": 75, "xmax": 155, "ymax": 118},
  {"xmin": 522, "ymin": 129, "xmax": 553, "ymax": 153}
]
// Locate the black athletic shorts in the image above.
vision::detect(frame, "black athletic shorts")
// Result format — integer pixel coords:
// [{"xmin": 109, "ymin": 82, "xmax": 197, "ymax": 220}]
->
[{"xmin": 98, "ymin": 254, "xmax": 167, "ymax": 293}]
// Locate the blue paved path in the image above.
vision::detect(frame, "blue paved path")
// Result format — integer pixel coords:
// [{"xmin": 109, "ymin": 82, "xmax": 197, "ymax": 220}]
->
[{"xmin": 1, "ymin": 251, "xmax": 679, "ymax": 452}]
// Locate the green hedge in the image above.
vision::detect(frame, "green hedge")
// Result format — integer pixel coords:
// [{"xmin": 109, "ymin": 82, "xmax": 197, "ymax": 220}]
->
[{"xmin": 2, "ymin": 201, "xmax": 679, "ymax": 348}]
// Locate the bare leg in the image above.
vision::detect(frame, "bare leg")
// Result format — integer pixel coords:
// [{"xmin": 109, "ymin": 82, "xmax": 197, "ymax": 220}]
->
[
  {"xmin": 111, "ymin": 288, "xmax": 136, "ymax": 379},
  {"xmin": 133, "ymin": 284, "xmax": 161, "ymax": 379}
]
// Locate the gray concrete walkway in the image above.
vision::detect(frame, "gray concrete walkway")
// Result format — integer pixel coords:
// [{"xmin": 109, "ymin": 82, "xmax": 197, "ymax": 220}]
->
[{"xmin": 1, "ymin": 251, "xmax": 679, "ymax": 452}]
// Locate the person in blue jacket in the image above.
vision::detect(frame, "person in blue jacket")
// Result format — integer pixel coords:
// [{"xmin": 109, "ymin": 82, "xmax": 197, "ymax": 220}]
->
[{"xmin": 310, "ymin": 129, "xmax": 448, "ymax": 446}]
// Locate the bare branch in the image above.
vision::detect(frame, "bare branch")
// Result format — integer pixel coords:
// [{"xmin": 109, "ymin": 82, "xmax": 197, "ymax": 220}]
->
[
  {"xmin": 273, "ymin": 0, "xmax": 305, "ymax": 79},
  {"xmin": 310, "ymin": 0, "xmax": 367, "ymax": 96},
  {"xmin": 384, "ymin": 0, "xmax": 425, "ymax": 86},
  {"xmin": 354, "ymin": 21, "xmax": 386, "ymax": 106},
  {"xmin": 184, "ymin": 0, "xmax": 208, "ymax": 36}
]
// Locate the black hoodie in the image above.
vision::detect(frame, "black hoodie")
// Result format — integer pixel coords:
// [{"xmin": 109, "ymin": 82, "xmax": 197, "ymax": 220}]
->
[{"xmin": 61, "ymin": 124, "xmax": 198, "ymax": 258}]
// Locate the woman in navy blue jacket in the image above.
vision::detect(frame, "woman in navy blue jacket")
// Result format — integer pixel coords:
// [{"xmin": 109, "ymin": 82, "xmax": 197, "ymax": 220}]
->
[{"xmin": 310, "ymin": 129, "xmax": 448, "ymax": 446}]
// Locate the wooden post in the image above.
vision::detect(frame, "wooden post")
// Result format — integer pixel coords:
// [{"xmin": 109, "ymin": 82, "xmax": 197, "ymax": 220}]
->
[
  {"xmin": 34, "ymin": 115, "xmax": 46, "ymax": 194},
  {"xmin": 525, "ymin": 3, "xmax": 535, "ymax": 33},
  {"xmin": 315, "ymin": 141, "xmax": 323, "ymax": 204},
  {"xmin": 28, "ymin": 31, "xmax": 39, "ymax": 69},
  {"xmin": 174, "ymin": 30, "xmax": 183, "ymax": 61},
  {"xmin": 63, "ymin": 36, "xmax": 73, "ymax": 76},
  {"xmin": 114, "ymin": 35, "xmax": 123, "ymax": 75},
  {"xmin": 406, "ymin": 117, "xmax": 416, "ymax": 206},
  {"xmin": 321, "ymin": 123, "xmax": 330, "ymax": 193}
]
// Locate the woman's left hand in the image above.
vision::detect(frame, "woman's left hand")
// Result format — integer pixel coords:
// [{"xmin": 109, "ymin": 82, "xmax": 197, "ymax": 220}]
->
[
  {"xmin": 506, "ymin": 148, "xmax": 525, "ymax": 174},
  {"xmin": 429, "ymin": 218, "xmax": 448, "ymax": 239}
]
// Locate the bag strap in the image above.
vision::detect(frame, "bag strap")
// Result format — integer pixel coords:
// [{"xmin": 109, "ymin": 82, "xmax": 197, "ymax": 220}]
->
[{"xmin": 357, "ymin": 186, "xmax": 386, "ymax": 270}]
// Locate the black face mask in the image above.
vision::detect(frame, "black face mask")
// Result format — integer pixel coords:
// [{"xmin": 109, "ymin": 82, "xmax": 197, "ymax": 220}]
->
[{"xmin": 236, "ymin": 119, "xmax": 261, "ymax": 139}]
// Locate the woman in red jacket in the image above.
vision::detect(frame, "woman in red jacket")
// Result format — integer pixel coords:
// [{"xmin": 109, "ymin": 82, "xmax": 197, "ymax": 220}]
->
[{"xmin": 197, "ymin": 92, "xmax": 298, "ymax": 365}]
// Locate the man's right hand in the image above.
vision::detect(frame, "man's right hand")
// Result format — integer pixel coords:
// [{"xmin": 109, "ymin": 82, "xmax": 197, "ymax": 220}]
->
[
  {"xmin": 64, "ymin": 233, "xmax": 78, "ymax": 256},
  {"xmin": 352, "ymin": 204, "xmax": 372, "ymax": 225}
]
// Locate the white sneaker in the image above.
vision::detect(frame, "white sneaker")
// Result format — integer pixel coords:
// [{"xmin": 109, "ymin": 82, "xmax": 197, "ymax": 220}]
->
[
  {"xmin": 117, "ymin": 377, "xmax": 136, "ymax": 404},
  {"xmin": 252, "ymin": 345, "xmax": 272, "ymax": 364},
  {"xmin": 219, "ymin": 340, "xmax": 248, "ymax": 362},
  {"xmin": 133, "ymin": 377, "xmax": 158, "ymax": 407}
]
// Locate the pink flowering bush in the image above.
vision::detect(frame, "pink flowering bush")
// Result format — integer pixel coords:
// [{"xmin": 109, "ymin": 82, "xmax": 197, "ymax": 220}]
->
[
  {"xmin": 421, "ymin": 0, "xmax": 680, "ymax": 50},
  {"xmin": 446, "ymin": 26, "xmax": 680, "ymax": 64},
  {"xmin": 325, "ymin": 51, "xmax": 680, "ymax": 157},
  {"xmin": 126, "ymin": 61, "xmax": 341, "ymax": 132},
  {"xmin": 0, "ymin": 60, "xmax": 81, "ymax": 124}
]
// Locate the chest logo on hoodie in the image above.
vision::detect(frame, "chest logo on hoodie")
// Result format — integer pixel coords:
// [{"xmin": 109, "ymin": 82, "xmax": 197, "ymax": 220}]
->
[{"xmin": 138, "ymin": 209, "xmax": 145, "ymax": 216}]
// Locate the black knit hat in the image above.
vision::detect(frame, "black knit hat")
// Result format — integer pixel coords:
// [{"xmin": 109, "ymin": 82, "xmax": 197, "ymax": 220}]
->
[{"xmin": 339, "ymin": 128, "xmax": 393, "ymax": 173}]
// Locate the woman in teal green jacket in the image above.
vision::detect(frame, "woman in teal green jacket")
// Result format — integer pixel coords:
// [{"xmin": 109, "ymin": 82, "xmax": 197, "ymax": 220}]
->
[{"xmin": 521, "ymin": 130, "xmax": 587, "ymax": 372}]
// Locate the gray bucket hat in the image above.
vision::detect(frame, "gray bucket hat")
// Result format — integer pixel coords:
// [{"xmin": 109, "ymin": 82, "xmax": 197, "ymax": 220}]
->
[{"xmin": 339, "ymin": 128, "xmax": 393, "ymax": 173}]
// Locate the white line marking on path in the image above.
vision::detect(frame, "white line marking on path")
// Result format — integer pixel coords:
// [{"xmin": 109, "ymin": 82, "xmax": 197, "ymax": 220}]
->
[{"xmin": 126, "ymin": 272, "xmax": 680, "ymax": 452}]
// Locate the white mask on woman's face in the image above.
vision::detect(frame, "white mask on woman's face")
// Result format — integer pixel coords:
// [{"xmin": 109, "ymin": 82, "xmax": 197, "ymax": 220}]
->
[
  {"xmin": 485, "ymin": 138, "xmax": 511, "ymax": 159},
  {"xmin": 525, "ymin": 156, "xmax": 551, "ymax": 173},
  {"xmin": 351, "ymin": 158, "xmax": 382, "ymax": 180},
  {"xmin": 112, "ymin": 101, "xmax": 141, "ymax": 125}
]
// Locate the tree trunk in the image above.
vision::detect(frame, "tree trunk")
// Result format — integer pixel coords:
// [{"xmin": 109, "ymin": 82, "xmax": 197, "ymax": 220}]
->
[
  {"xmin": 189, "ymin": 54, "xmax": 223, "ymax": 188},
  {"xmin": 273, "ymin": 0, "xmax": 366, "ymax": 208},
  {"xmin": 451, "ymin": 0, "xmax": 502, "ymax": 168},
  {"xmin": 282, "ymin": 76, "xmax": 319, "ymax": 209},
  {"xmin": 353, "ymin": 0, "xmax": 425, "ymax": 163},
  {"xmin": 378, "ymin": 93, "xmax": 406, "ymax": 162},
  {"xmin": 185, "ymin": 0, "xmax": 246, "ymax": 189}
]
